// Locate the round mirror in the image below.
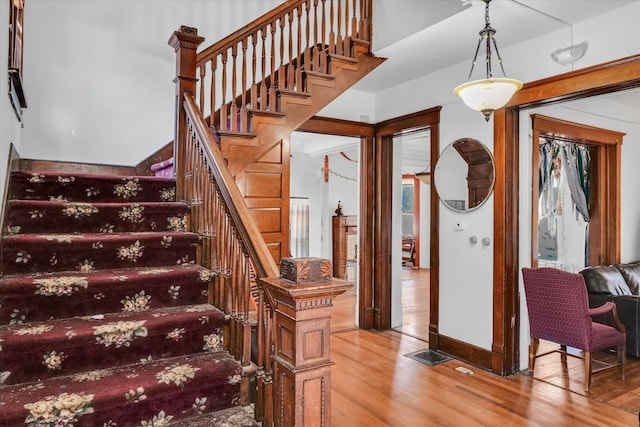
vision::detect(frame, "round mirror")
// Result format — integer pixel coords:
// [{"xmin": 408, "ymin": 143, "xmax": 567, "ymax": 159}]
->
[{"xmin": 434, "ymin": 138, "xmax": 495, "ymax": 212}]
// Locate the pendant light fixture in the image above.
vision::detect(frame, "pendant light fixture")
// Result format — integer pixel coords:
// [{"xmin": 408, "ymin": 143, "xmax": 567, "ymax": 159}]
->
[{"xmin": 454, "ymin": 0, "xmax": 522, "ymax": 122}]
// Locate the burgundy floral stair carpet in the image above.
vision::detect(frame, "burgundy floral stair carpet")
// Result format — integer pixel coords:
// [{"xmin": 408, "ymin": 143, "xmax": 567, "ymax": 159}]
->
[{"xmin": 0, "ymin": 171, "xmax": 258, "ymax": 426}]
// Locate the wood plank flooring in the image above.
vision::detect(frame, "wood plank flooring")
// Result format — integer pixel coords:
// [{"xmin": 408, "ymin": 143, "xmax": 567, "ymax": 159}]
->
[
  {"xmin": 330, "ymin": 267, "xmax": 640, "ymax": 424},
  {"xmin": 331, "ymin": 330, "xmax": 637, "ymax": 426}
]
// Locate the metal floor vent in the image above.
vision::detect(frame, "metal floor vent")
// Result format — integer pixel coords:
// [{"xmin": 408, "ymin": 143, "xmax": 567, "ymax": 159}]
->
[{"xmin": 404, "ymin": 349, "xmax": 453, "ymax": 366}]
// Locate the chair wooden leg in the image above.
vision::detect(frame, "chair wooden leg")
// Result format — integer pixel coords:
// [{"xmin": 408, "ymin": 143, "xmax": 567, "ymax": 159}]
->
[
  {"xmin": 584, "ymin": 351, "xmax": 592, "ymax": 391},
  {"xmin": 619, "ymin": 343, "xmax": 626, "ymax": 380},
  {"xmin": 529, "ymin": 338, "xmax": 539, "ymax": 375}
]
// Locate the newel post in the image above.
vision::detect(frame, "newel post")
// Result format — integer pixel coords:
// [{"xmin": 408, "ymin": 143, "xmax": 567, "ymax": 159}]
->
[
  {"xmin": 168, "ymin": 25, "xmax": 204, "ymax": 203},
  {"xmin": 260, "ymin": 258, "xmax": 351, "ymax": 427}
]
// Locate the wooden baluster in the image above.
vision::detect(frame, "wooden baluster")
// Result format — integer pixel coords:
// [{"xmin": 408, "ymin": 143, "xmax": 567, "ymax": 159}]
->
[
  {"xmin": 329, "ymin": 0, "xmax": 336, "ymax": 55},
  {"xmin": 220, "ymin": 51, "xmax": 228, "ymax": 133},
  {"xmin": 230, "ymin": 44, "xmax": 238, "ymax": 132},
  {"xmin": 228, "ymin": 231, "xmax": 238, "ymax": 358},
  {"xmin": 269, "ymin": 22, "xmax": 277, "ymax": 111},
  {"xmin": 289, "ymin": 9, "xmax": 296, "ymax": 91},
  {"xmin": 213, "ymin": 193, "xmax": 223, "ymax": 307},
  {"xmin": 321, "ymin": 0, "xmax": 328, "ymax": 73},
  {"xmin": 240, "ymin": 254, "xmax": 252, "ymax": 407},
  {"xmin": 278, "ymin": 17, "xmax": 286, "ymax": 90},
  {"xmin": 198, "ymin": 65, "xmax": 205, "ymax": 112},
  {"xmin": 343, "ymin": 0, "xmax": 350, "ymax": 55},
  {"xmin": 336, "ymin": 0, "xmax": 343, "ymax": 55},
  {"xmin": 255, "ymin": 289, "xmax": 266, "ymax": 421},
  {"xmin": 260, "ymin": 27, "xmax": 268, "ymax": 111},
  {"xmin": 250, "ymin": 32, "xmax": 258, "ymax": 111},
  {"xmin": 264, "ymin": 302, "xmax": 274, "ymax": 427},
  {"xmin": 364, "ymin": 0, "xmax": 372, "ymax": 42},
  {"xmin": 313, "ymin": 0, "xmax": 320, "ymax": 71},
  {"xmin": 240, "ymin": 39, "xmax": 248, "ymax": 133},
  {"xmin": 304, "ymin": 1, "xmax": 311, "ymax": 74},
  {"xmin": 209, "ymin": 59, "xmax": 217, "ymax": 132},
  {"xmin": 352, "ymin": 0, "xmax": 358, "ymax": 41}
]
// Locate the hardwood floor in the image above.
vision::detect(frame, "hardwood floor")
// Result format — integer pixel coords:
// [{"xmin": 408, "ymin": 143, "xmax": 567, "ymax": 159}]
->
[
  {"xmin": 330, "ymin": 267, "xmax": 640, "ymax": 423},
  {"xmin": 393, "ymin": 266, "xmax": 429, "ymax": 341},
  {"xmin": 331, "ymin": 330, "xmax": 638, "ymax": 426}
]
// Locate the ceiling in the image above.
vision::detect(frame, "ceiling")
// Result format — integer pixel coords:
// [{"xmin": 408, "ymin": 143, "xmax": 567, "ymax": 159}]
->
[
  {"xmin": 355, "ymin": 0, "xmax": 637, "ymax": 92},
  {"xmin": 292, "ymin": 0, "xmax": 640, "ymax": 158}
]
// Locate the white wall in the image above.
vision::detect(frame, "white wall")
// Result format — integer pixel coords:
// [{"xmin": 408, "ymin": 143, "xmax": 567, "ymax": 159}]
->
[
  {"xmin": 371, "ymin": 3, "xmax": 640, "ymax": 354},
  {"xmin": 19, "ymin": 1, "xmax": 281, "ymax": 166},
  {"xmin": 0, "ymin": 1, "xmax": 23, "ymax": 194}
]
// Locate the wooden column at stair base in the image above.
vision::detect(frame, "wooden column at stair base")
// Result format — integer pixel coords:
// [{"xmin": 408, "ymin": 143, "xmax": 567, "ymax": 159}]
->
[
  {"xmin": 261, "ymin": 258, "xmax": 351, "ymax": 427},
  {"xmin": 168, "ymin": 26, "xmax": 205, "ymax": 203}
]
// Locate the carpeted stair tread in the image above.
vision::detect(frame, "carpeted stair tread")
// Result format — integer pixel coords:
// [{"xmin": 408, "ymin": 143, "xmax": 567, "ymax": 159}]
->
[
  {"xmin": 2, "ymin": 231, "xmax": 198, "ymax": 274},
  {"xmin": 0, "ymin": 169, "xmax": 256, "ymax": 426},
  {"xmin": 0, "ymin": 264, "xmax": 212, "ymax": 324},
  {"xmin": 0, "ymin": 351, "xmax": 242, "ymax": 427},
  {"xmin": 167, "ymin": 405, "xmax": 259, "ymax": 426},
  {"xmin": 10, "ymin": 170, "xmax": 177, "ymax": 203},
  {"xmin": 0, "ymin": 304, "xmax": 225, "ymax": 385},
  {"xmin": 5, "ymin": 200, "xmax": 189, "ymax": 234}
]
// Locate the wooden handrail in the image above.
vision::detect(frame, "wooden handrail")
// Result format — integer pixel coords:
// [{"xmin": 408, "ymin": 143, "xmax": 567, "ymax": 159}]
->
[
  {"xmin": 192, "ymin": 0, "xmax": 372, "ymax": 136},
  {"xmin": 197, "ymin": 1, "xmax": 308, "ymax": 64},
  {"xmin": 183, "ymin": 93, "xmax": 278, "ymax": 279}
]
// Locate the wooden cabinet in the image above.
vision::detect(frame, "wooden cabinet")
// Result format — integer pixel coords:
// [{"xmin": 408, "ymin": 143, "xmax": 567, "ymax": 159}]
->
[{"xmin": 332, "ymin": 215, "xmax": 357, "ymax": 280}]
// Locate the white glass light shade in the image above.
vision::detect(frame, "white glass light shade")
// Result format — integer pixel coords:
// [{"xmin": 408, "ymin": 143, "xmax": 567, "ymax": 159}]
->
[
  {"xmin": 416, "ymin": 172, "xmax": 430, "ymax": 185},
  {"xmin": 454, "ymin": 78, "xmax": 523, "ymax": 121}
]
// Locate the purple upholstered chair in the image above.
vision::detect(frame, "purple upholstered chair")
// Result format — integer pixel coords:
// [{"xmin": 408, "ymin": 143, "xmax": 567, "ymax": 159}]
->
[{"xmin": 522, "ymin": 267, "xmax": 626, "ymax": 390}]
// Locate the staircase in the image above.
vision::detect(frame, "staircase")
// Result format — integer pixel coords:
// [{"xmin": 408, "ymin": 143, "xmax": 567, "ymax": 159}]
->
[
  {"xmin": 0, "ymin": 1, "xmax": 381, "ymax": 425},
  {"xmin": 0, "ymin": 170, "xmax": 257, "ymax": 426}
]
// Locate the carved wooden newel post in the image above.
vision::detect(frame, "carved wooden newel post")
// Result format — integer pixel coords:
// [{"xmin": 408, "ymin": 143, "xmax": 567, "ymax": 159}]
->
[
  {"xmin": 261, "ymin": 258, "xmax": 351, "ymax": 427},
  {"xmin": 168, "ymin": 25, "xmax": 204, "ymax": 203}
]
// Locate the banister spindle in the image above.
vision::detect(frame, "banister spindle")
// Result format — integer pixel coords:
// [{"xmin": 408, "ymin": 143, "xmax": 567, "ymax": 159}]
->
[
  {"xmin": 220, "ymin": 51, "xmax": 228, "ymax": 133},
  {"xmin": 336, "ymin": 0, "xmax": 343, "ymax": 55},
  {"xmin": 321, "ymin": 0, "xmax": 327, "ymax": 72},
  {"xmin": 313, "ymin": 0, "xmax": 319, "ymax": 71},
  {"xmin": 209, "ymin": 59, "xmax": 217, "ymax": 131},
  {"xmin": 289, "ymin": 9, "xmax": 296, "ymax": 91},
  {"xmin": 343, "ymin": 0, "xmax": 351, "ymax": 55},
  {"xmin": 259, "ymin": 27, "xmax": 267, "ymax": 111},
  {"xmin": 352, "ymin": 0, "xmax": 358, "ymax": 40},
  {"xmin": 250, "ymin": 32, "xmax": 258, "ymax": 110},
  {"xmin": 230, "ymin": 44, "xmax": 238, "ymax": 132},
  {"xmin": 278, "ymin": 17, "xmax": 286, "ymax": 90},
  {"xmin": 240, "ymin": 39, "xmax": 248, "ymax": 133},
  {"xmin": 268, "ymin": 23, "xmax": 276, "ymax": 111},
  {"xmin": 304, "ymin": 1, "xmax": 311, "ymax": 72},
  {"xmin": 329, "ymin": 0, "xmax": 335, "ymax": 54},
  {"xmin": 198, "ymin": 66, "xmax": 205, "ymax": 111}
]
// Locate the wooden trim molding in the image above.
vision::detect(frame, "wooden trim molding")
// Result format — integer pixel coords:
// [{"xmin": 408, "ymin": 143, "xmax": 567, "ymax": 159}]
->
[
  {"xmin": 530, "ymin": 114, "xmax": 625, "ymax": 268},
  {"xmin": 493, "ymin": 54, "xmax": 640, "ymax": 375}
]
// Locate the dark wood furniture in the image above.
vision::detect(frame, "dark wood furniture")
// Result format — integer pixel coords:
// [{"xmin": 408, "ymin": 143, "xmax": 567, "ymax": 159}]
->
[{"xmin": 332, "ymin": 215, "xmax": 357, "ymax": 280}]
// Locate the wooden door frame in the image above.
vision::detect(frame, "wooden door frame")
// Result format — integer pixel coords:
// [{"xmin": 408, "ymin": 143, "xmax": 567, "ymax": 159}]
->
[
  {"xmin": 530, "ymin": 114, "xmax": 624, "ymax": 268},
  {"xmin": 493, "ymin": 54, "xmax": 640, "ymax": 375},
  {"xmin": 297, "ymin": 107, "xmax": 441, "ymax": 330}
]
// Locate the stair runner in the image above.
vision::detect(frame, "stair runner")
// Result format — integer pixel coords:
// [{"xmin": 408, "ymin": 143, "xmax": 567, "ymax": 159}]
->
[{"xmin": 0, "ymin": 171, "xmax": 257, "ymax": 426}]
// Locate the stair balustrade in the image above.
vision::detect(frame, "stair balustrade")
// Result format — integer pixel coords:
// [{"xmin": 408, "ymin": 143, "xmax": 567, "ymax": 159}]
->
[
  {"xmin": 193, "ymin": 0, "xmax": 372, "ymax": 135},
  {"xmin": 169, "ymin": 2, "xmax": 373, "ymax": 424}
]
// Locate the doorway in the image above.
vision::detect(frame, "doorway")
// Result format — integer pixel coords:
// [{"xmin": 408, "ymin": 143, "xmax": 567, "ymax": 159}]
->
[
  {"xmin": 289, "ymin": 131, "xmax": 361, "ymax": 332},
  {"xmin": 391, "ymin": 129, "xmax": 431, "ymax": 342}
]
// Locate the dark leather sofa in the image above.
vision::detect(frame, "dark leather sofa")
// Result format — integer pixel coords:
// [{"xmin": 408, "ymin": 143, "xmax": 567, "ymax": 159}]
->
[{"xmin": 580, "ymin": 261, "xmax": 640, "ymax": 357}]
